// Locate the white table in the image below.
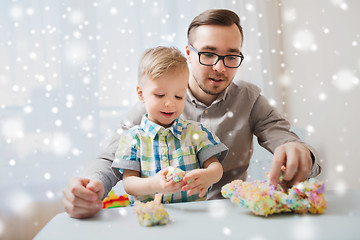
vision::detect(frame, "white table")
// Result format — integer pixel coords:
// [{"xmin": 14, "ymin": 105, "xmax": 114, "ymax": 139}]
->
[{"xmin": 35, "ymin": 190, "xmax": 360, "ymax": 240}]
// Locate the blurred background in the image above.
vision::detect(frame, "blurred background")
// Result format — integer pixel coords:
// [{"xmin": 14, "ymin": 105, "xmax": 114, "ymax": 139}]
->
[{"xmin": 1, "ymin": 0, "xmax": 359, "ymax": 239}]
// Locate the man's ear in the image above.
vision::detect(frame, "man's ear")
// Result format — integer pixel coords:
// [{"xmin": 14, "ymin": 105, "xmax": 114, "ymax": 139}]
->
[
  {"xmin": 136, "ymin": 86, "xmax": 144, "ymax": 102},
  {"xmin": 185, "ymin": 44, "xmax": 191, "ymax": 62}
]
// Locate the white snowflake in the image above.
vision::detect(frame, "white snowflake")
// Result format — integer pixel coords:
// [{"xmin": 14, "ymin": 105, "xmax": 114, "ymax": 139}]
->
[
  {"xmin": 331, "ymin": 0, "xmax": 348, "ymax": 11},
  {"xmin": 9, "ymin": 159, "xmax": 16, "ymax": 166},
  {"xmin": 293, "ymin": 29, "xmax": 317, "ymax": 52},
  {"xmin": 318, "ymin": 93, "xmax": 327, "ymax": 101},
  {"xmin": 332, "ymin": 69, "xmax": 359, "ymax": 92},
  {"xmin": 9, "ymin": 5, "xmax": 24, "ymax": 20},
  {"xmin": 44, "ymin": 172, "xmax": 52, "ymax": 180},
  {"xmin": 334, "ymin": 180, "xmax": 347, "ymax": 195},
  {"xmin": 222, "ymin": 227, "xmax": 232, "ymax": 236},
  {"xmin": 246, "ymin": 3, "xmax": 255, "ymax": 12},
  {"xmin": 68, "ymin": 10, "xmax": 84, "ymax": 25},
  {"xmin": 80, "ymin": 118, "xmax": 94, "ymax": 132},
  {"xmin": 283, "ymin": 8, "xmax": 296, "ymax": 22},
  {"xmin": 6, "ymin": 190, "xmax": 33, "ymax": 216},
  {"xmin": 1, "ymin": 118, "xmax": 24, "ymax": 139},
  {"xmin": 306, "ymin": 125, "xmax": 315, "ymax": 135},
  {"xmin": 52, "ymin": 132, "xmax": 72, "ymax": 155},
  {"xmin": 109, "ymin": 7, "xmax": 118, "ymax": 15}
]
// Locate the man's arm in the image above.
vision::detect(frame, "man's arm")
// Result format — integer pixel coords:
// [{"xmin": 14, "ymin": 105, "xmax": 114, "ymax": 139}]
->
[
  {"xmin": 62, "ymin": 101, "xmax": 146, "ymax": 218},
  {"xmin": 250, "ymin": 95, "xmax": 321, "ymax": 184},
  {"xmin": 84, "ymin": 101, "xmax": 146, "ymax": 197},
  {"xmin": 83, "ymin": 133, "xmax": 123, "ymax": 200}
]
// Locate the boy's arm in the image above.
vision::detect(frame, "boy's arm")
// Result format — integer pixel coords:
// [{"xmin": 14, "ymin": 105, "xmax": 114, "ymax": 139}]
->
[
  {"xmin": 202, "ymin": 156, "xmax": 223, "ymax": 183},
  {"xmin": 123, "ymin": 168, "xmax": 185, "ymax": 196},
  {"xmin": 122, "ymin": 169, "xmax": 152, "ymax": 196},
  {"xmin": 182, "ymin": 156, "xmax": 223, "ymax": 197}
]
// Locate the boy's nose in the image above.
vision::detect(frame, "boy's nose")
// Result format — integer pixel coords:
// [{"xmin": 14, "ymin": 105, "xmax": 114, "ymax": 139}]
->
[{"xmin": 165, "ymin": 99, "xmax": 175, "ymax": 107}]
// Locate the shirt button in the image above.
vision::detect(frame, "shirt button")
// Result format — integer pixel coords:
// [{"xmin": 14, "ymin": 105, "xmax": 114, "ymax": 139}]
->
[{"xmin": 204, "ymin": 110, "xmax": 208, "ymax": 114}]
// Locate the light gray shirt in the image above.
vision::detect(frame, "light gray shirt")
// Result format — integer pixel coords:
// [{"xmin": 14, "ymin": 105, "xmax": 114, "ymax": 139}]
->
[{"xmin": 85, "ymin": 80, "xmax": 321, "ymax": 199}]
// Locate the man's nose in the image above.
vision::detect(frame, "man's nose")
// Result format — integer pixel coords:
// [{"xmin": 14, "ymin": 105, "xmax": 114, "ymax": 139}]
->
[{"xmin": 212, "ymin": 58, "xmax": 226, "ymax": 72}]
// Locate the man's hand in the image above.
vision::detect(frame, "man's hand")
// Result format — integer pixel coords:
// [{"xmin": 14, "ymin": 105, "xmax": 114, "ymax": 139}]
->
[
  {"xmin": 62, "ymin": 177, "xmax": 105, "ymax": 219},
  {"xmin": 269, "ymin": 142, "xmax": 313, "ymax": 186}
]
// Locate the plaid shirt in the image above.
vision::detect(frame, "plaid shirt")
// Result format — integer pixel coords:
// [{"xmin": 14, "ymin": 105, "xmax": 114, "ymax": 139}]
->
[{"xmin": 112, "ymin": 114, "xmax": 228, "ymax": 203}]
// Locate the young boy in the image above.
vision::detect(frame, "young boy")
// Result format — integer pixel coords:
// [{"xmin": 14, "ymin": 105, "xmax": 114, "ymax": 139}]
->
[{"xmin": 112, "ymin": 46, "xmax": 228, "ymax": 203}]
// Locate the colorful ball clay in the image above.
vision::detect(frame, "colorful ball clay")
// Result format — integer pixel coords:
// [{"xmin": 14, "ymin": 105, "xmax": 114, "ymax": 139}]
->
[
  {"xmin": 134, "ymin": 194, "xmax": 169, "ymax": 226},
  {"xmin": 221, "ymin": 177, "xmax": 326, "ymax": 216},
  {"xmin": 166, "ymin": 167, "xmax": 185, "ymax": 183}
]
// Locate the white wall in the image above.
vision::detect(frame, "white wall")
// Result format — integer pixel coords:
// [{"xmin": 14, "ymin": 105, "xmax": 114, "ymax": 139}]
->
[
  {"xmin": 279, "ymin": 0, "xmax": 360, "ymax": 190},
  {"xmin": 0, "ymin": 1, "xmax": 267, "ymax": 239},
  {"xmin": 1, "ymin": 1, "xmax": 359, "ymax": 238}
]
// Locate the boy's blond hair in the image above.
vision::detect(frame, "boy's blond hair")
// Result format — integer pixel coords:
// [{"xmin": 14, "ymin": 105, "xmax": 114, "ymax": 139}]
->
[{"xmin": 138, "ymin": 46, "xmax": 188, "ymax": 84}]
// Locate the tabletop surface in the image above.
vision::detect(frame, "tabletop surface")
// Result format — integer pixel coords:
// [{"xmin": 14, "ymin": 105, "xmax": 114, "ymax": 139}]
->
[{"xmin": 35, "ymin": 190, "xmax": 360, "ymax": 240}]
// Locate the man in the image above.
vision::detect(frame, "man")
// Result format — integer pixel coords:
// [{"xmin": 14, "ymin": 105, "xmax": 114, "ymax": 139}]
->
[{"xmin": 62, "ymin": 9, "xmax": 321, "ymax": 219}]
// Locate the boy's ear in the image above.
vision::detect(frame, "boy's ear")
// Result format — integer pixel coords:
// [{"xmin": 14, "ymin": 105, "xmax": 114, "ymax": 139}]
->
[{"xmin": 136, "ymin": 86, "xmax": 144, "ymax": 102}]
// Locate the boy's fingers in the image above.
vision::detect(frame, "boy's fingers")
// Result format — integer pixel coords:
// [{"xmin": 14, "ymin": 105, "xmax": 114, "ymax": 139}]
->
[
  {"xmin": 198, "ymin": 189, "xmax": 207, "ymax": 198},
  {"xmin": 187, "ymin": 184, "xmax": 201, "ymax": 196},
  {"xmin": 157, "ymin": 168, "xmax": 169, "ymax": 175},
  {"xmin": 181, "ymin": 178, "xmax": 198, "ymax": 191},
  {"xmin": 183, "ymin": 169, "xmax": 201, "ymax": 182}
]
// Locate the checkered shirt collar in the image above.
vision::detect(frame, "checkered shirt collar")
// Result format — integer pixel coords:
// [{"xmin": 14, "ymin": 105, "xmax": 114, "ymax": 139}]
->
[{"xmin": 140, "ymin": 114, "xmax": 184, "ymax": 140}]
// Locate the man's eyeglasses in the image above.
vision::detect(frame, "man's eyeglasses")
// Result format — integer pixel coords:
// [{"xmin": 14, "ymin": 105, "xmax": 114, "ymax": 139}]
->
[{"xmin": 189, "ymin": 44, "xmax": 244, "ymax": 68}]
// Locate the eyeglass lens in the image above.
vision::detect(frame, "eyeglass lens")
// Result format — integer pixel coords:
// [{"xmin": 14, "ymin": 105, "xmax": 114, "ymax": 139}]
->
[{"xmin": 199, "ymin": 53, "xmax": 241, "ymax": 68}]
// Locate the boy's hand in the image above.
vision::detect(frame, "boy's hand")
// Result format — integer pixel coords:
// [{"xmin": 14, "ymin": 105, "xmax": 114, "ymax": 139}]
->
[
  {"xmin": 181, "ymin": 169, "xmax": 212, "ymax": 198},
  {"xmin": 181, "ymin": 157, "xmax": 223, "ymax": 198},
  {"xmin": 152, "ymin": 168, "xmax": 185, "ymax": 194}
]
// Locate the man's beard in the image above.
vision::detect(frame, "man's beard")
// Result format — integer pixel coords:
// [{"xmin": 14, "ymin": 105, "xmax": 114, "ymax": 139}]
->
[{"xmin": 194, "ymin": 75, "xmax": 227, "ymax": 96}]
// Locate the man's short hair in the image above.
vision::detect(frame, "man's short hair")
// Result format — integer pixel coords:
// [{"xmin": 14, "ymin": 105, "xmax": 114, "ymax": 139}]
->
[
  {"xmin": 138, "ymin": 46, "xmax": 188, "ymax": 84},
  {"xmin": 187, "ymin": 9, "xmax": 244, "ymax": 44}
]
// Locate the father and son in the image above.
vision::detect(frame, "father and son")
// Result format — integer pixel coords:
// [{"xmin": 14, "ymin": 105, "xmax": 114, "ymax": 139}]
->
[{"xmin": 62, "ymin": 9, "xmax": 321, "ymax": 218}]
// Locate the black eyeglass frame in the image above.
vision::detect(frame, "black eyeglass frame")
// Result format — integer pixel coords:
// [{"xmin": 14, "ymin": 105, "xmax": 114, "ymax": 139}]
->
[{"xmin": 189, "ymin": 44, "xmax": 244, "ymax": 68}]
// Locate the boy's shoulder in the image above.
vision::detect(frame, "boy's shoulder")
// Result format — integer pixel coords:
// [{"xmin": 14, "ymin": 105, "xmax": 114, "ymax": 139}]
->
[
  {"xmin": 124, "ymin": 124, "xmax": 147, "ymax": 137},
  {"xmin": 177, "ymin": 118, "xmax": 206, "ymax": 132}
]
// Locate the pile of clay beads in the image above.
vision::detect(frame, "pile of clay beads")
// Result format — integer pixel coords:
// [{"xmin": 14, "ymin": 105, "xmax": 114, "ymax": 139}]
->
[
  {"xmin": 134, "ymin": 194, "xmax": 170, "ymax": 226},
  {"xmin": 221, "ymin": 177, "xmax": 326, "ymax": 216},
  {"xmin": 166, "ymin": 167, "xmax": 185, "ymax": 183}
]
